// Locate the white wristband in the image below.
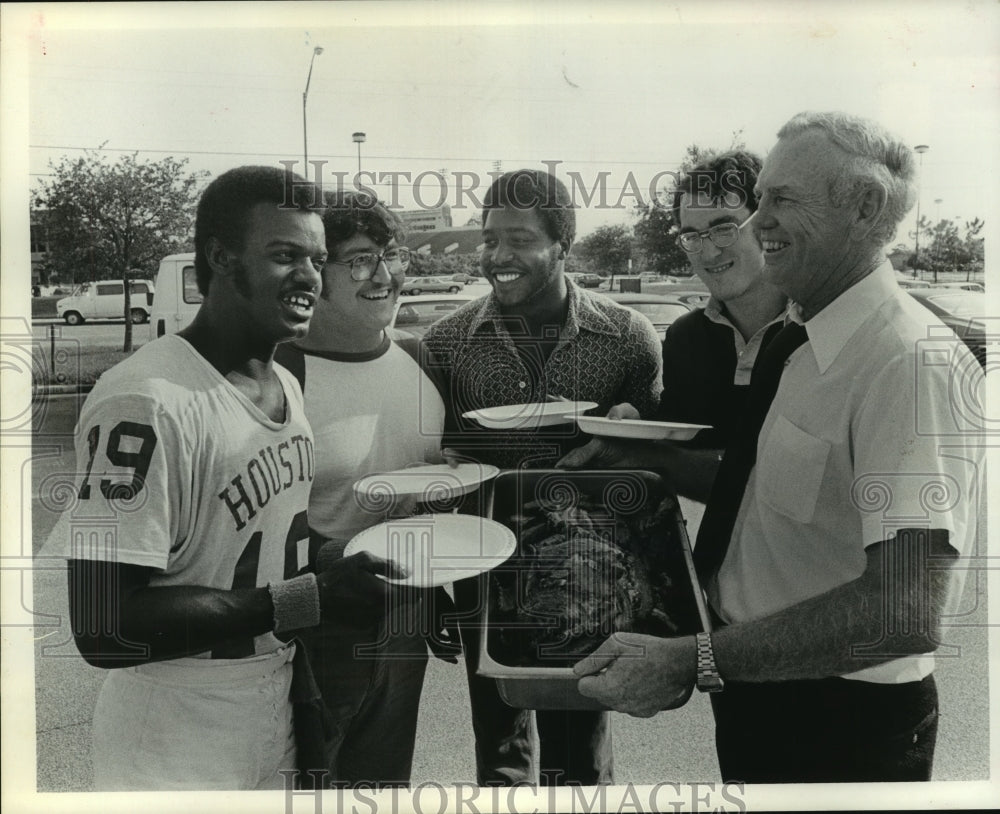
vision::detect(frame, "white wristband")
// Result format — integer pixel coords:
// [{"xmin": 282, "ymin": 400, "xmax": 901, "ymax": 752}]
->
[{"xmin": 268, "ymin": 572, "xmax": 321, "ymax": 634}]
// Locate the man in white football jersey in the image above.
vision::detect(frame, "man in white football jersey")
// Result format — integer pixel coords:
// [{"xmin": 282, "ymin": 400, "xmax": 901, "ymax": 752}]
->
[{"xmin": 42, "ymin": 165, "xmax": 399, "ymax": 791}]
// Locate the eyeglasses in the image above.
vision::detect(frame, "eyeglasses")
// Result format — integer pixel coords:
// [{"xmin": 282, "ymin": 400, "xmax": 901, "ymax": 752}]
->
[
  {"xmin": 676, "ymin": 212, "xmax": 756, "ymax": 254},
  {"xmin": 328, "ymin": 247, "xmax": 411, "ymax": 281}
]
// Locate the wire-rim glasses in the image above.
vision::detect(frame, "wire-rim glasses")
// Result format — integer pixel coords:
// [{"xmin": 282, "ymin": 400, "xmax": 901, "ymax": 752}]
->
[
  {"xmin": 676, "ymin": 211, "xmax": 756, "ymax": 254},
  {"xmin": 328, "ymin": 247, "xmax": 411, "ymax": 281}
]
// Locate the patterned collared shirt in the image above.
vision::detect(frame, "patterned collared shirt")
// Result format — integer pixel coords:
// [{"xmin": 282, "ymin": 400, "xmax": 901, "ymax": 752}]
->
[{"xmin": 422, "ymin": 281, "xmax": 662, "ymax": 469}]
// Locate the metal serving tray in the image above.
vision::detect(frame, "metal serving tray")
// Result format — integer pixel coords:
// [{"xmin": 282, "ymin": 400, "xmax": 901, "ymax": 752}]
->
[{"xmin": 477, "ymin": 469, "xmax": 711, "ymax": 710}]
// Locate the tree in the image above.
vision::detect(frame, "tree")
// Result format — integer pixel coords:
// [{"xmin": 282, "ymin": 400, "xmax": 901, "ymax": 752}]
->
[
  {"xmin": 575, "ymin": 224, "xmax": 634, "ymax": 276},
  {"xmin": 926, "ymin": 219, "xmax": 963, "ymax": 283},
  {"xmin": 633, "ymin": 201, "xmax": 688, "ymax": 276},
  {"xmin": 907, "ymin": 216, "xmax": 985, "ymax": 283},
  {"xmin": 962, "ymin": 218, "xmax": 985, "ymax": 282},
  {"xmin": 407, "ymin": 251, "xmax": 480, "ymax": 277},
  {"xmin": 907, "ymin": 215, "xmax": 934, "ymax": 277},
  {"xmin": 632, "ymin": 132, "xmax": 748, "ymax": 276},
  {"xmin": 33, "ymin": 149, "xmax": 206, "ymax": 351}
]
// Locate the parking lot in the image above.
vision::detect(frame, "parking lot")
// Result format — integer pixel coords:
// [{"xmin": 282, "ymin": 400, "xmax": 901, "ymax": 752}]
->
[{"xmin": 32, "ymin": 319, "xmax": 155, "ymax": 349}]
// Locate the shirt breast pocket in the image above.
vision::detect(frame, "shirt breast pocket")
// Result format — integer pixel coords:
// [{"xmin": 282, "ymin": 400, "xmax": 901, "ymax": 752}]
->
[{"xmin": 757, "ymin": 414, "xmax": 831, "ymax": 524}]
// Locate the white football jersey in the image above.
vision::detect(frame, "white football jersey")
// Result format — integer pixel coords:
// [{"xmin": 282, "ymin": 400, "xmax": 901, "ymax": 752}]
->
[{"xmin": 42, "ymin": 335, "xmax": 314, "ymax": 657}]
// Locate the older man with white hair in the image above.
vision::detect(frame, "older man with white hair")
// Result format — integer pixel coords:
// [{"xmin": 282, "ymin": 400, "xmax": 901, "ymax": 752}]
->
[{"xmin": 573, "ymin": 111, "xmax": 986, "ymax": 783}]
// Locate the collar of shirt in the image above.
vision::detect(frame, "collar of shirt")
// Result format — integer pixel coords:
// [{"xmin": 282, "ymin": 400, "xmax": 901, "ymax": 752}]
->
[
  {"xmin": 704, "ymin": 295, "xmax": 791, "ymax": 336},
  {"xmin": 466, "ymin": 278, "xmax": 623, "ymax": 340},
  {"xmin": 704, "ymin": 295, "xmax": 792, "ymax": 382},
  {"xmin": 801, "ymin": 260, "xmax": 899, "ymax": 374}
]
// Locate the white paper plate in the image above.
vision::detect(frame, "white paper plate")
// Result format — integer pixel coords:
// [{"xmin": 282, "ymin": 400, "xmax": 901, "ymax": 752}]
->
[
  {"xmin": 576, "ymin": 415, "xmax": 712, "ymax": 441},
  {"xmin": 344, "ymin": 513, "xmax": 517, "ymax": 587},
  {"xmin": 353, "ymin": 463, "xmax": 499, "ymax": 504},
  {"xmin": 463, "ymin": 401, "xmax": 599, "ymax": 430}
]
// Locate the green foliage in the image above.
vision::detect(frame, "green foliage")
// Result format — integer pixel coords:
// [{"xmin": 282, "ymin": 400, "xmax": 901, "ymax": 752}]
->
[
  {"xmin": 575, "ymin": 224, "xmax": 634, "ymax": 274},
  {"xmin": 407, "ymin": 251, "xmax": 480, "ymax": 277},
  {"xmin": 908, "ymin": 216, "xmax": 985, "ymax": 282},
  {"xmin": 32, "ymin": 149, "xmax": 207, "ymax": 351},
  {"xmin": 633, "ymin": 201, "xmax": 688, "ymax": 275},
  {"xmin": 563, "ymin": 254, "xmax": 590, "ymax": 275}
]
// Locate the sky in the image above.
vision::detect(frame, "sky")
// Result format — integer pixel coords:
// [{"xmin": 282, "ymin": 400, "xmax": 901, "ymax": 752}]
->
[{"xmin": 5, "ymin": 0, "xmax": 999, "ymax": 251}]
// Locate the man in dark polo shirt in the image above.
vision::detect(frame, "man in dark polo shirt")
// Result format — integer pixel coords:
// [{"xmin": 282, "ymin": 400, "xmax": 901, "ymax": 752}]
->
[
  {"xmin": 660, "ymin": 151, "xmax": 786, "ymax": 448},
  {"xmin": 561, "ymin": 151, "xmax": 786, "ymax": 498},
  {"xmin": 422, "ymin": 169, "xmax": 662, "ymax": 786}
]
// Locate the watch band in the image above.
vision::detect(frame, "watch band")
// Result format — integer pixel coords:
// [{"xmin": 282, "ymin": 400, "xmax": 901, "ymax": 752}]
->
[{"xmin": 695, "ymin": 631, "xmax": 725, "ymax": 693}]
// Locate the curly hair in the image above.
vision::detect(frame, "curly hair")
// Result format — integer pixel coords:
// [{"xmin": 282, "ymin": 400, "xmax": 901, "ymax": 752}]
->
[
  {"xmin": 322, "ymin": 190, "xmax": 406, "ymax": 254},
  {"xmin": 194, "ymin": 165, "xmax": 322, "ymax": 295},
  {"xmin": 670, "ymin": 150, "xmax": 763, "ymax": 225},
  {"xmin": 482, "ymin": 169, "xmax": 576, "ymax": 246}
]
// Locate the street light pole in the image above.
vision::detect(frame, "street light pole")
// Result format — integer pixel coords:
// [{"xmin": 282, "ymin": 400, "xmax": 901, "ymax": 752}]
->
[
  {"xmin": 302, "ymin": 46, "xmax": 324, "ymax": 176},
  {"xmin": 352, "ymin": 132, "xmax": 366, "ymax": 175},
  {"xmin": 912, "ymin": 144, "xmax": 929, "ymax": 279}
]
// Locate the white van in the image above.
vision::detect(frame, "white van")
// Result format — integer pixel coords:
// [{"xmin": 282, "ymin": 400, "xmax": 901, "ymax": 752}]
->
[
  {"xmin": 56, "ymin": 279, "xmax": 155, "ymax": 325},
  {"xmin": 150, "ymin": 253, "xmax": 202, "ymax": 338}
]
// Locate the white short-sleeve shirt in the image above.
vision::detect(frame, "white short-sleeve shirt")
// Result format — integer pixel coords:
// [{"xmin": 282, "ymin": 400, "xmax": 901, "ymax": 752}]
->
[
  {"xmin": 711, "ymin": 263, "xmax": 986, "ymax": 683},
  {"xmin": 295, "ymin": 338, "xmax": 446, "ymax": 543}
]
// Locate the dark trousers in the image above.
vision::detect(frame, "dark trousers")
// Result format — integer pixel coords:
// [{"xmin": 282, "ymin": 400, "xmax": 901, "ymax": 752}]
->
[
  {"xmin": 302, "ymin": 596, "xmax": 429, "ymax": 788},
  {"xmin": 710, "ymin": 674, "xmax": 938, "ymax": 783},
  {"xmin": 455, "ymin": 576, "xmax": 614, "ymax": 786}
]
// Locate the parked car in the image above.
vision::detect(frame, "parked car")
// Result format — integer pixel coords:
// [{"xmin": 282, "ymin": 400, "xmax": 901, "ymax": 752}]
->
[
  {"xmin": 600, "ymin": 292, "xmax": 695, "ymax": 340},
  {"xmin": 906, "ymin": 288, "xmax": 987, "ymax": 367},
  {"xmin": 672, "ymin": 290, "xmax": 712, "ymax": 309},
  {"xmin": 932, "ymin": 281, "xmax": 985, "ymax": 293},
  {"xmin": 450, "ymin": 272, "xmax": 482, "ymax": 284},
  {"xmin": 400, "ymin": 276, "xmax": 465, "ymax": 295},
  {"xmin": 575, "ymin": 273, "xmax": 604, "ymax": 288},
  {"xmin": 391, "ymin": 292, "xmax": 478, "ymax": 338},
  {"xmin": 56, "ymin": 279, "xmax": 155, "ymax": 325}
]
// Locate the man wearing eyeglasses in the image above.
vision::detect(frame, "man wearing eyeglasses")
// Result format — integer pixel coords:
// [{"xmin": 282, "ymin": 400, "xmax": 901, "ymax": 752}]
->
[
  {"xmin": 560, "ymin": 151, "xmax": 786, "ymax": 497},
  {"xmin": 275, "ymin": 191, "xmax": 454, "ymax": 788},
  {"xmin": 665, "ymin": 151, "xmax": 788, "ymax": 450}
]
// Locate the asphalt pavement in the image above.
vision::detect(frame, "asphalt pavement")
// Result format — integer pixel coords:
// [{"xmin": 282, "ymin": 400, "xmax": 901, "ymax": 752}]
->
[{"xmin": 26, "ymin": 394, "xmax": 991, "ymax": 792}]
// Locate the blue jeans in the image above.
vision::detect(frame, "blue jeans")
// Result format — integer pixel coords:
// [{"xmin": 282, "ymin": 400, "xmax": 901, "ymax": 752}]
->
[
  {"xmin": 710, "ymin": 674, "xmax": 938, "ymax": 782},
  {"xmin": 455, "ymin": 576, "xmax": 615, "ymax": 786},
  {"xmin": 302, "ymin": 594, "xmax": 429, "ymax": 788}
]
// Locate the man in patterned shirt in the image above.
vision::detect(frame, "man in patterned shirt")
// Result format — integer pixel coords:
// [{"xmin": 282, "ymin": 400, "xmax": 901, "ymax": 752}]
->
[{"xmin": 422, "ymin": 169, "xmax": 662, "ymax": 786}]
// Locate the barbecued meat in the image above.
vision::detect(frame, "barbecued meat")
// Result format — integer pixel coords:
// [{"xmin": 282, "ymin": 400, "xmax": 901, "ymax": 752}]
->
[{"xmin": 491, "ymin": 493, "xmax": 684, "ymax": 666}]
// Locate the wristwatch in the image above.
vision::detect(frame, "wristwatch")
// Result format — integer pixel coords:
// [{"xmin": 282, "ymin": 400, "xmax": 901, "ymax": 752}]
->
[{"xmin": 695, "ymin": 631, "xmax": 724, "ymax": 693}]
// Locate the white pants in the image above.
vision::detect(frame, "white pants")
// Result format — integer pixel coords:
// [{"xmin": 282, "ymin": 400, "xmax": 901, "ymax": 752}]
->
[{"xmin": 92, "ymin": 645, "xmax": 297, "ymax": 791}]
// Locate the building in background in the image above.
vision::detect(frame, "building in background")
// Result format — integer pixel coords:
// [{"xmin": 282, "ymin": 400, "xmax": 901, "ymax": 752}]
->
[
  {"xmin": 405, "ymin": 226, "xmax": 483, "ymax": 257},
  {"xmin": 397, "ymin": 204, "xmax": 453, "ymax": 233}
]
